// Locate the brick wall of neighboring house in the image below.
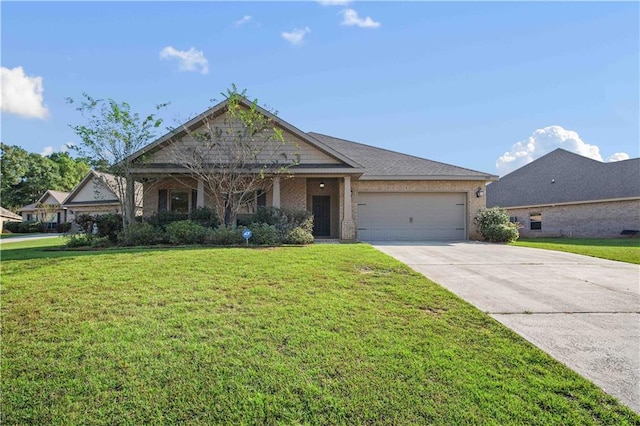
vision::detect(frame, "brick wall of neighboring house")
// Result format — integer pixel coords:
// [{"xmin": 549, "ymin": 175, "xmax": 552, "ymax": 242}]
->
[
  {"xmin": 352, "ymin": 180, "xmax": 487, "ymax": 240},
  {"xmin": 506, "ymin": 199, "xmax": 640, "ymax": 238}
]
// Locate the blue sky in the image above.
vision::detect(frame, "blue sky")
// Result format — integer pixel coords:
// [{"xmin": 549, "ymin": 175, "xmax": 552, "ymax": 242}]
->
[{"xmin": 2, "ymin": 1, "xmax": 638, "ymax": 176}]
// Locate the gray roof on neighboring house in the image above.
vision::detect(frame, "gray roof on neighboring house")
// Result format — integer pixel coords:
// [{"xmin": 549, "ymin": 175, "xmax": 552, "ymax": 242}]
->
[
  {"xmin": 0, "ymin": 207, "xmax": 22, "ymax": 220},
  {"xmin": 308, "ymin": 132, "xmax": 497, "ymax": 180},
  {"xmin": 486, "ymin": 149, "xmax": 640, "ymax": 208}
]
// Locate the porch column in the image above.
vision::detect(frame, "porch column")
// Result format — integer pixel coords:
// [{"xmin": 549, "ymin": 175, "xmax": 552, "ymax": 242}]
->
[
  {"xmin": 341, "ymin": 175, "xmax": 355, "ymax": 240},
  {"xmin": 197, "ymin": 179, "xmax": 204, "ymax": 207},
  {"xmin": 343, "ymin": 176, "xmax": 352, "ymax": 221},
  {"xmin": 272, "ymin": 176, "xmax": 281, "ymax": 208}
]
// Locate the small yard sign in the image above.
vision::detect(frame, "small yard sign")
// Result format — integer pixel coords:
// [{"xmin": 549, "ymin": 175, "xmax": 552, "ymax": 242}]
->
[{"xmin": 242, "ymin": 229, "xmax": 252, "ymax": 245}]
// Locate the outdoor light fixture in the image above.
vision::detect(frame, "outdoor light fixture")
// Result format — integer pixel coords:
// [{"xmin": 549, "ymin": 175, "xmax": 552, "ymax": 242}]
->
[
  {"xmin": 476, "ymin": 187, "xmax": 484, "ymax": 198},
  {"xmin": 319, "ymin": 181, "xmax": 325, "ymax": 189}
]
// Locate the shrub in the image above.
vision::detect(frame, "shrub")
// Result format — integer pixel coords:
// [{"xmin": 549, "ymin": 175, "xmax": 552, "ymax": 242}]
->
[
  {"xmin": 95, "ymin": 213, "xmax": 123, "ymax": 243},
  {"xmin": 147, "ymin": 210, "xmax": 189, "ymax": 229},
  {"xmin": 248, "ymin": 207, "xmax": 314, "ymax": 236},
  {"xmin": 75, "ymin": 214, "xmax": 96, "ymax": 234},
  {"xmin": 118, "ymin": 222, "xmax": 163, "ymax": 246},
  {"xmin": 56, "ymin": 222, "xmax": 72, "ymax": 233},
  {"xmin": 4, "ymin": 222, "xmax": 22, "ymax": 233},
  {"xmin": 65, "ymin": 233, "xmax": 93, "ymax": 248},
  {"xmin": 284, "ymin": 226, "xmax": 314, "ymax": 245},
  {"xmin": 165, "ymin": 220, "xmax": 209, "ymax": 245},
  {"xmin": 484, "ymin": 223, "xmax": 519, "ymax": 243},
  {"xmin": 190, "ymin": 207, "xmax": 220, "ymax": 229},
  {"xmin": 206, "ymin": 226, "xmax": 244, "ymax": 246},
  {"xmin": 474, "ymin": 207, "xmax": 519, "ymax": 243},
  {"xmin": 245, "ymin": 223, "xmax": 282, "ymax": 246}
]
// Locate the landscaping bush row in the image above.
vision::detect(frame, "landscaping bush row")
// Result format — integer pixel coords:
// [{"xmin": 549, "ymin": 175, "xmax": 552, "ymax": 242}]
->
[
  {"xmin": 474, "ymin": 206, "xmax": 520, "ymax": 243},
  {"xmin": 3, "ymin": 221, "xmax": 70, "ymax": 233},
  {"xmin": 65, "ymin": 207, "xmax": 314, "ymax": 248}
]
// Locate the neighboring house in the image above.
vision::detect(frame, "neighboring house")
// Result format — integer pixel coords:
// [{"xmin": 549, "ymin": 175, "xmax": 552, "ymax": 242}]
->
[
  {"xmin": 127, "ymin": 97, "xmax": 497, "ymax": 241},
  {"xmin": 63, "ymin": 170, "xmax": 143, "ymax": 223},
  {"xmin": 18, "ymin": 190, "xmax": 69, "ymax": 230},
  {"xmin": 486, "ymin": 149, "xmax": 640, "ymax": 238},
  {"xmin": 0, "ymin": 207, "xmax": 22, "ymax": 233}
]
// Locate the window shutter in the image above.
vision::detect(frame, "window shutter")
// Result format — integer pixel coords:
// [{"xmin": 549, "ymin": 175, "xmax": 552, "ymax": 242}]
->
[
  {"xmin": 191, "ymin": 189, "xmax": 197, "ymax": 211},
  {"xmin": 158, "ymin": 189, "xmax": 168, "ymax": 212}
]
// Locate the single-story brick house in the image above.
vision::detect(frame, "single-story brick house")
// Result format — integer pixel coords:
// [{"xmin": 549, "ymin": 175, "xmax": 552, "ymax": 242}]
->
[
  {"xmin": 0, "ymin": 206, "xmax": 22, "ymax": 233},
  {"xmin": 63, "ymin": 170, "xmax": 142, "ymax": 223},
  {"xmin": 486, "ymin": 149, "xmax": 640, "ymax": 238},
  {"xmin": 18, "ymin": 190, "xmax": 69, "ymax": 229},
  {"xmin": 127, "ymin": 97, "xmax": 497, "ymax": 241}
]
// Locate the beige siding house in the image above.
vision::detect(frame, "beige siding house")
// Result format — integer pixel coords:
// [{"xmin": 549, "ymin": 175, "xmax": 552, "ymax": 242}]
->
[
  {"xmin": 127, "ymin": 97, "xmax": 497, "ymax": 241},
  {"xmin": 0, "ymin": 207, "xmax": 22, "ymax": 233},
  {"xmin": 63, "ymin": 170, "xmax": 142, "ymax": 222},
  {"xmin": 18, "ymin": 190, "xmax": 69, "ymax": 229},
  {"xmin": 487, "ymin": 149, "xmax": 640, "ymax": 238}
]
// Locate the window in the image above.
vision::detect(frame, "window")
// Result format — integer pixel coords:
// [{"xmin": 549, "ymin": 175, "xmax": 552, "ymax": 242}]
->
[
  {"xmin": 509, "ymin": 216, "xmax": 518, "ymax": 223},
  {"xmin": 26, "ymin": 214, "xmax": 32, "ymax": 221},
  {"xmin": 170, "ymin": 190, "xmax": 190, "ymax": 213},
  {"xmin": 530, "ymin": 213, "xmax": 542, "ymax": 230}
]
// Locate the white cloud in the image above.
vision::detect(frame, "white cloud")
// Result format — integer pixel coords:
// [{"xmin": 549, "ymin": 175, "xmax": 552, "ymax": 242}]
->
[
  {"xmin": 608, "ymin": 152, "xmax": 630, "ymax": 162},
  {"xmin": 281, "ymin": 27, "xmax": 311, "ymax": 46},
  {"xmin": 0, "ymin": 66, "xmax": 48, "ymax": 119},
  {"xmin": 40, "ymin": 144, "xmax": 69, "ymax": 157},
  {"xmin": 497, "ymin": 125, "xmax": 615, "ymax": 176},
  {"xmin": 232, "ymin": 15, "xmax": 252, "ymax": 27},
  {"xmin": 159, "ymin": 46, "xmax": 209, "ymax": 74},
  {"xmin": 341, "ymin": 8, "xmax": 381, "ymax": 28},
  {"xmin": 317, "ymin": 0, "xmax": 351, "ymax": 5}
]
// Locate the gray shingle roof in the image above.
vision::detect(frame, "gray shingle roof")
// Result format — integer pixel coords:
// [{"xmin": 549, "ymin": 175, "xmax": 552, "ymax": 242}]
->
[
  {"xmin": 0, "ymin": 207, "xmax": 21, "ymax": 220},
  {"xmin": 486, "ymin": 149, "xmax": 640, "ymax": 208},
  {"xmin": 308, "ymin": 132, "xmax": 497, "ymax": 180}
]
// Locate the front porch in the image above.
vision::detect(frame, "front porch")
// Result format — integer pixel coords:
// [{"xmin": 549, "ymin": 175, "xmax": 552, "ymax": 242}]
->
[{"xmin": 141, "ymin": 175, "xmax": 357, "ymax": 240}]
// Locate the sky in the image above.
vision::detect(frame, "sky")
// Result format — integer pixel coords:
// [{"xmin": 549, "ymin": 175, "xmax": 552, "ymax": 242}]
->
[{"xmin": 1, "ymin": 1, "xmax": 638, "ymax": 176}]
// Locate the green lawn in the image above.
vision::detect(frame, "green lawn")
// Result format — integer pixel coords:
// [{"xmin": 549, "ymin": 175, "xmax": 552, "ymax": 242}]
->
[
  {"xmin": 512, "ymin": 238, "xmax": 640, "ymax": 264},
  {"xmin": 2, "ymin": 240, "xmax": 638, "ymax": 425},
  {"xmin": 0, "ymin": 233, "xmax": 29, "ymax": 239}
]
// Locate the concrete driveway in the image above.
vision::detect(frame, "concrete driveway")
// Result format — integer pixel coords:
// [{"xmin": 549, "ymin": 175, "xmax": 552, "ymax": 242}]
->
[{"xmin": 372, "ymin": 241, "xmax": 640, "ymax": 412}]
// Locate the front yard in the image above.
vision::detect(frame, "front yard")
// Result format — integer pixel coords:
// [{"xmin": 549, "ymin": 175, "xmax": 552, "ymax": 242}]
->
[
  {"xmin": 1, "ymin": 240, "xmax": 638, "ymax": 424},
  {"xmin": 512, "ymin": 237, "xmax": 640, "ymax": 264}
]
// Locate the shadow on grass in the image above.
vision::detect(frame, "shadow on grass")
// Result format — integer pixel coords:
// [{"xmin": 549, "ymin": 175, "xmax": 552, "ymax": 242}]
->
[{"xmin": 0, "ymin": 242, "xmax": 303, "ymax": 262}]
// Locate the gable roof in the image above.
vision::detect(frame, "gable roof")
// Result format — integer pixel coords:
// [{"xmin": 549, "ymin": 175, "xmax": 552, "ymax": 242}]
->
[
  {"xmin": 39, "ymin": 190, "xmax": 69, "ymax": 204},
  {"xmin": 1, "ymin": 207, "xmax": 21, "ymax": 220},
  {"xmin": 308, "ymin": 133, "xmax": 498, "ymax": 180},
  {"xmin": 127, "ymin": 97, "xmax": 363, "ymax": 170},
  {"xmin": 487, "ymin": 149, "xmax": 640, "ymax": 208},
  {"xmin": 18, "ymin": 189, "xmax": 70, "ymax": 213},
  {"xmin": 62, "ymin": 170, "xmax": 120, "ymax": 205}
]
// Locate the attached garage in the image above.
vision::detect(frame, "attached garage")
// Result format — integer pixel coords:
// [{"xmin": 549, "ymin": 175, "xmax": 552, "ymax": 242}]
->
[{"xmin": 357, "ymin": 192, "xmax": 467, "ymax": 241}]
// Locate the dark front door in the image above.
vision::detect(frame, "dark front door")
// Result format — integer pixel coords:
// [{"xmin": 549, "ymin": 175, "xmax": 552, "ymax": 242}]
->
[{"xmin": 312, "ymin": 196, "xmax": 331, "ymax": 237}]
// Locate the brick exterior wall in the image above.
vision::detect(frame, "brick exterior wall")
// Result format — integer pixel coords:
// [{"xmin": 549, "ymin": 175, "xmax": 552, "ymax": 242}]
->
[
  {"xmin": 352, "ymin": 180, "xmax": 487, "ymax": 240},
  {"xmin": 506, "ymin": 199, "xmax": 640, "ymax": 238},
  {"xmin": 142, "ymin": 175, "xmax": 489, "ymax": 241},
  {"xmin": 280, "ymin": 177, "xmax": 307, "ymax": 210}
]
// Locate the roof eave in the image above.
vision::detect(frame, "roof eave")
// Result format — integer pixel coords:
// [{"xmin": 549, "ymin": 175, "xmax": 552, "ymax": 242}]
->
[{"xmin": 359, "ymin": 174, "xmax": 498, "ymax": 181}]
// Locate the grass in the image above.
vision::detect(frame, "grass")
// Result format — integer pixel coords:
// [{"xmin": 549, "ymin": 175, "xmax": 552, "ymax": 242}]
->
[
  {"xmin": 512, "ymin": 238, "xmax": 640, "ymax": 264},
  {"xmin": 2, "ymin": 240, "xmax": 639, "ymax": 425},
  {"xmin": 0, "ymin": 233, "xmax": 29, "ymax": 239}
]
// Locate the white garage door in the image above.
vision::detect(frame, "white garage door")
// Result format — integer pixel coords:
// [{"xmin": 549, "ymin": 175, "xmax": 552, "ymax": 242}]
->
[{"xmin": 357, "ymin": 192, "xmax": 466, "ymax": 241}]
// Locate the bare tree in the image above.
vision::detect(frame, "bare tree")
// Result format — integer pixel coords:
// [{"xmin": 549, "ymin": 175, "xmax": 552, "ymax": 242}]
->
[{"xmin": 170, "ymin": 86, "xmax": 300, "ymax": 225}]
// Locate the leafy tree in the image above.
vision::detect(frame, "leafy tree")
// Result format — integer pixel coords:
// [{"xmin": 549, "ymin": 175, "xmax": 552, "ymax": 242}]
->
[
  {"xmin": 67, "ymin": 93, "xmax": 167, "ymax": 229},
  {"xmin": 170, "ymin": 86, "xmax": 300, "ymax": 225},
  {"xmin": 0, "ymin": 143, "xmax": 89, "ymax": 211}
]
